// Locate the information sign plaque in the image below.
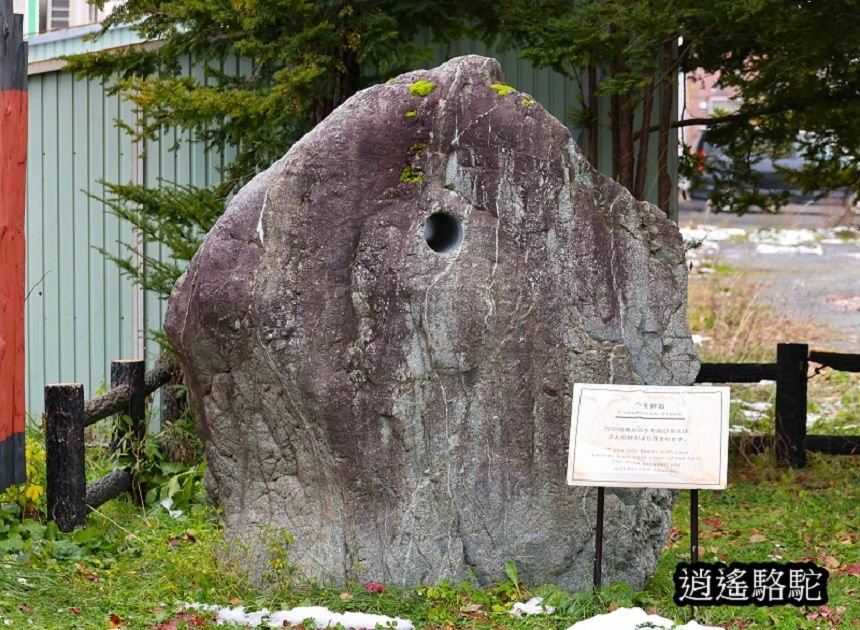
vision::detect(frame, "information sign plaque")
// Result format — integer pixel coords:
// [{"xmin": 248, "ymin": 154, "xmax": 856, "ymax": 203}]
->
[{"xmin": 567, "ymin": 384, "xmax": 730, "ymax": 489}]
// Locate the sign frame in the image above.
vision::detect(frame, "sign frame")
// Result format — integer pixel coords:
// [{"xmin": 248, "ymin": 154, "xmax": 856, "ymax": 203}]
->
[{"xmin": 567, "ymin": 383, "xmax": 731, "ymax": 490}]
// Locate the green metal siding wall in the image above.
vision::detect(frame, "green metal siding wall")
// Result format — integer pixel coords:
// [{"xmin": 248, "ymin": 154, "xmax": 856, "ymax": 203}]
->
[
  {"xmin": 26, "ymin": 70, "xmax": 133, "ymax": 417},
  {"xmin": 25, "ymin": 55, "xmax": 234, "ymax": 419}
]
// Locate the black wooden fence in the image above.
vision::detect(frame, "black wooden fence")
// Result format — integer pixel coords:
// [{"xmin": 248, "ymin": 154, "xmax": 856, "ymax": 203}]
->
[
  {"xmin": 42, "ymin": 343, "xmax": 858, "ymax": 531},
  {"xmin": 44, "ymin": 357, "xmax": 174, "ymax": 532},
  {"xmin": 697, "ymin": 342, "xmax": 860, "ymax": 468}
]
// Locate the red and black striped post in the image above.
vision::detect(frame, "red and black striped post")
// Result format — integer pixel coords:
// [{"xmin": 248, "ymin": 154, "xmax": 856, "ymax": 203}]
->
[{"xmin": 0, "ymin": 0, "xmax": 28, "ymax": 493}]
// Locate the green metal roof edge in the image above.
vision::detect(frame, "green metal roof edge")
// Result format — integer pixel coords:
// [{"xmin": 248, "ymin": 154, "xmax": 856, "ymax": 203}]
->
[{"xmin": 28, "ymin": 22, "xmax": 145, "ymax": 66}]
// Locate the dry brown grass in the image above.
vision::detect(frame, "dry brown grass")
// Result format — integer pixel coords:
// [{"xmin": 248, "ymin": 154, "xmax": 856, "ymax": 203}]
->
[{"xmin": 687, "ymin": 268, "xmax": 823, "ymax": 363}]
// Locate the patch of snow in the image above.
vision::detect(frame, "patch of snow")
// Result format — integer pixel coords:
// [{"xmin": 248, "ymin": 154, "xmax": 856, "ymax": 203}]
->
[
  {"xmin": 706, "ymin": 227, "xmax": 747, "ymax": 241},
  {"xmin": 750, "ymin": 227, "xmax": 817, "ymax": 246},
  {"xmin": 820, "ymin": 227, "xmax": 860, "ymax": 244},
  {"xmin": 740, "ymin": 409, "xmax": 765, "ymax": 421},
  {"xmin": 217, "ymin": 606, "xmax": 270, "ymax": 626},
  {"xmin": 160, "ymin": 497, "xmax": 184, "ymax": 518},
  {"xmin": 755, "ymin": 243, "xmax": 823, "ymax": 256},
  {"xmin": 742, "ymin": 401, "xmax": 772, "ymax": 413},
  {"xmin": 730, "ymin": 425, "xmax": 752, "ymax": 434},
  {"xmin": 680, "ymin": 225, "xmax": 746, "ymax": 242},
  {"xmin": 565, "ymin": 606, "xmax": 721, "ymax": 629},
  {"xmin": 182, "ymin": 602, "xmax": 414, "ymax": 629},
  {"xmin": 806, "ymin": 413, "xmax": 821, "ymax": 429},
  {"xmin": 691, "ymin": 334, "xmax": 711, "ymax": 345},
  {"xmin": 680, "ymin": 226, "xmax": 709, "ymax": 242},
  {"xmin": 509, "ymin": 597, "xmax": 555, "ymax": 617}
]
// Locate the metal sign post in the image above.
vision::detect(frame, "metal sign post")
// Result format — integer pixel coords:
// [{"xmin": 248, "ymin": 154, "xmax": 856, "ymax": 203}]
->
[
  {"xmin": 691, "ymin": 489, "xmax": 699, "ymax": 564},
  {"xmin": 570, "ymin": 384, "xmax": 730, "ymax": 597},
  {"xmin": 593, "ymin": 487, "xmax": 605, "ymax": 591}
]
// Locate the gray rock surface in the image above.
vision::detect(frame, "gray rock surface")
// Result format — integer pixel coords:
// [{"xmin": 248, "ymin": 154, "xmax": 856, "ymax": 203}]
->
[{"xmin": 165, "ymin": 55, "xmax": 699, "ymax": 591}]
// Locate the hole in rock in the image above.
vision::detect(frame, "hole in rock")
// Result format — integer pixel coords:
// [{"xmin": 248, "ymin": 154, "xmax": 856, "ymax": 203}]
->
[{"xmin": 423, "ymin": 212, "xmax": 463, "ymax": 253}]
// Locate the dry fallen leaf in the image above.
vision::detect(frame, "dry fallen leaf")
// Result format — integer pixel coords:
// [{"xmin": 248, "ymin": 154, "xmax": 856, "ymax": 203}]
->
[
  {"xmin": 749, "ymin": 534, "xmax": 766, "ymax": 543},
  {"xmin": 109, "ymin": 612, "xmax": 123, "ymax": 628},
  {"xmin": 69, "ymin": 607, "xmax": 81, "ymax": 615},
  {"xmin": 339, "ymin": 592, "xmax": 353, "ymax": 601},
  {"xmin": 154, "ymin": 612, "xmax": 208, "ymax": 630},
  {"xmin": 820, "ymin": 554, "xmax": 840, "ymax": 570},
  {"xmin": 841, "ymin": 562, "xmax": 860, "ymax": 576}
]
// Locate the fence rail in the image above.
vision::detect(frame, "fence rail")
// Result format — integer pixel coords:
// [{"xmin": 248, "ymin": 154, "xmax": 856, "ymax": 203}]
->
[
  {"xmin": 45, "ymin": 357, "xmax": 175, "ymax": 532},
  {"xmin": 43, "ymin": 343, "xmax": 859, "ymax": 531},
  {"xmin": 697, "ymin": 343, "xmax": 860, "ymax": 468}
]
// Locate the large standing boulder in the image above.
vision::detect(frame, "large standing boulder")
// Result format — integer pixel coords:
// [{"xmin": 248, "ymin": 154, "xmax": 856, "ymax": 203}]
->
[{"xmin": 165, "ymin": 55, "xmax": 699, "ymax": 591}]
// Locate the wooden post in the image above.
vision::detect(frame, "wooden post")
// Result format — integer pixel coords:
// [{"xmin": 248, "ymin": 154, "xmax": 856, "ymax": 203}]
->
[
  {"xmin": 775, "ymin": 343, "xmax": 808, "ymax": 468},
  {"xmin": 111, "ymin": 360, "xmax": 146, "ymax": 502},
  {"xmin": 45, "ymin": 384, "xmax": 87, "ymax": 532},
  {"xmin": 0, "ymin": 0, "xmax": 28, "ymax": 493},
  {"xmin": 111, "ymin": 359, "xmax": 146, "ymax": 442}
]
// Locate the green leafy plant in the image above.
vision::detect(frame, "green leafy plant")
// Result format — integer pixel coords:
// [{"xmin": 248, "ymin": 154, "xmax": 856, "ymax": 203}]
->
[
  {"xmin": 0, "ymin": 426, "xmax": 48, "ymax": 523},
  {"xmin": 114, "ymin": 413, "xmax": 206, "ymax": 511}
]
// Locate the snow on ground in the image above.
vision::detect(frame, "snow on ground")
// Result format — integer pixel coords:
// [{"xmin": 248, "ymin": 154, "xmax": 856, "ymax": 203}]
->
[
  {"xmin": 680, "ymin": 226, "xmax": 747, "ymax": 243},
  {"xmin": 182, "ymin": 603, "xmax": 415, "ymax": 629},
  {"xmin": 181, "ymin": 601, "xmax": 720, "ymax": 629},
  {"xmin": 681, "ymin": 224, "xmax": 860, "ymax": 257},
  {"xmin": 749, "ymin": 227, "xmax": 817, "ymax": 246},
  {"xmin": 755, "ymin": 243, "xmax": 823, "ymax": 255},
  {"xmin": 565, "ymin": 606, "xmax": 721, "ymax": 630},
  {"xmin": 680, "ymin": 225, "xmax": 747, "ymax": 258},
  {"xmin": 678, "ymin": 224, "xmax": 860, "ymax": 256},
  {"xmin": 509, "ymin": 597, "xmax": 555, "ymax": 617}
]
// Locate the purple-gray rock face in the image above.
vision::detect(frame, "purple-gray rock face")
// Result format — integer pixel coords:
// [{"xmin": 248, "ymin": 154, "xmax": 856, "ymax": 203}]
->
[{"xmin": 165, "ymin": 55, "xmax": 699, "ymax": 591}]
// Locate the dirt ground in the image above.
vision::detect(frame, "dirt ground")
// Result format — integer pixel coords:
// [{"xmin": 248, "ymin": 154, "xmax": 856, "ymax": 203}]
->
[{"xmin": 679, "ymin": 200, "xmax": 860, "ymax": 353}]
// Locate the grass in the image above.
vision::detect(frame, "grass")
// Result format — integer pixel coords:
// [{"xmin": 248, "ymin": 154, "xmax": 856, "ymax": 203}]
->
[
  {"xmin": 648, "ymin": 453, "xmax": 859, "ymax": 628},
  {"xmin": 2, "ymin": 452, "xmax": 857, "ymax": 628},
  {"xmin": 1, "ymin": 254, "xmax": 858, "ymax": 628}
]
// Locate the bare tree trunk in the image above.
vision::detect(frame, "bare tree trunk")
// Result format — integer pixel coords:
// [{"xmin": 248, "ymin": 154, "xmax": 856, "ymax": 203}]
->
[
  {"xmin": 587, "ymin": 65, "xmax": 599, "ymax": 167},
  {"xmin": 657, "ymin": 42, "xmax": 675, "ymax": 212},
  {"xmin": 616, "ymin": 91, "xmax": 635, "ymax": 191},
  {"xmin": 610, "ymin": 90, "xmax": 621, "ymax": 182},
  {"xmin": 314, "ymin": 50, "xmax": 361, "ymax": 125},
  {"xmin": 633, "ymin": 77, "xmax": 656, "ymax": 200}
]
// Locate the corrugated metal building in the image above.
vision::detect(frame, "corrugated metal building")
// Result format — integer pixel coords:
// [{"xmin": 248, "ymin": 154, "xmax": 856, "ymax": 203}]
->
[{"xmin": 24, "ymin": 25, "xmax": 675, "ymax": 423}]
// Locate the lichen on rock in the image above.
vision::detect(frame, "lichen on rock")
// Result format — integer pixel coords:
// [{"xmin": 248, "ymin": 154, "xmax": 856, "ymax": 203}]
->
[
  {"xmin": 408, "ymin": 79, "xmax": 436, "ymax": 96},
  {"xmin": 490, "ymin": 82, "xmax": 517, "ymax": 96}
]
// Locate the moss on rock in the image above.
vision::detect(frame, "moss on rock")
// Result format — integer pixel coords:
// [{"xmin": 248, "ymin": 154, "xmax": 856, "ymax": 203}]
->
[{"xmin": 409, "ymin": 80, "xmax": 436, "ymax": 97}]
